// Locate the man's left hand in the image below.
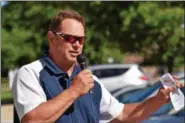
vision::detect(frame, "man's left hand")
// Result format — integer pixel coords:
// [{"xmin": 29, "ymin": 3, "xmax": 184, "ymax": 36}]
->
[{"xmin": 155, "ymin": 76, "xmax": 184, "ymax": 104}]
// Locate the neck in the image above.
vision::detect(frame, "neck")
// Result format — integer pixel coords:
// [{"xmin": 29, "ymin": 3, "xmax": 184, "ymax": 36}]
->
[{"xmin": 48, "ymin": 52, "xmax": 74, "ymax": 76}]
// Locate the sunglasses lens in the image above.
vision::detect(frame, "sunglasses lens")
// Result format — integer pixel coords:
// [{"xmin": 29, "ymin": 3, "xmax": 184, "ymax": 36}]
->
[
  {"xmin": 68, "ymin": 36, "xmax": 76, "ymax": 43},
  {"xmin": 79, "ymin": 37, "xmax": 84, "ymax": 44},
  {"xmin": 68, "ymin": 36, "xmax": 84, "ymax": 44},
  {"xmin": 56, "ymin": 32, "xmax": 84, "ymax": 44}
]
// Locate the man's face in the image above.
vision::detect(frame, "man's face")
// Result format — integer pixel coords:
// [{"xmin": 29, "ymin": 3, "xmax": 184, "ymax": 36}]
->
[{"xmin": 49, "ymin": 18, "xmax": 85, "ymax": 64}]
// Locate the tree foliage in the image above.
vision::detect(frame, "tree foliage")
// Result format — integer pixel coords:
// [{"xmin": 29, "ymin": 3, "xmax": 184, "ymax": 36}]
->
[
  {"xmin": 119, "ymin": 2, "xmax": 184, "ymax": 72},
  {"xmin": 1, "ymin": 1, "xmax": 184, "ymax": 74}
]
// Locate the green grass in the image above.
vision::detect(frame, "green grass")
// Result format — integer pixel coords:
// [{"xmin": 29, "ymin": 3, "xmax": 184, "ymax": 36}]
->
[
  {"xmin": 1, "ymin": 77, "xmax": 13, "ymax": 104},
  {"xmin": 1, "ymin": 90, "xmax": 13, "ymax": 100}
]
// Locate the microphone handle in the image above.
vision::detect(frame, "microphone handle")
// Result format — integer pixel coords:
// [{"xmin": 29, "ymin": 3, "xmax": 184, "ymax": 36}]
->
[
  {"xmin": 80, "ymin": 63, "xmax": 93, "ymax": 94},
  {"xmin": 80, "ymin": 63, "xmax": 87, "ymax": 70}
]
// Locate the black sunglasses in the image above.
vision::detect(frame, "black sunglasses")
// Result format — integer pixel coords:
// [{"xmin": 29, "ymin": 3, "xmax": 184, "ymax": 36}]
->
[{"xmin": 53, "ymin": 32, "xmax": 85, "ymax": 44}]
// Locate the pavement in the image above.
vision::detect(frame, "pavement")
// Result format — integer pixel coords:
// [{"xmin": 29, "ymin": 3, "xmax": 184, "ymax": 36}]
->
[{"xmin": 1, "ymin": 104, "xmax": 13, "ymax": 123}]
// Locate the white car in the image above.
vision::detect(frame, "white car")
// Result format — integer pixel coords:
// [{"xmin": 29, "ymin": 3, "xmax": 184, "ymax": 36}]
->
[
  {"xmin": 176, "ymin": 71, "xmax": 184, "ymax": 84},
  {"xmin": 88, "ymin": 64, "xmax": 149, "ymax": 95}
]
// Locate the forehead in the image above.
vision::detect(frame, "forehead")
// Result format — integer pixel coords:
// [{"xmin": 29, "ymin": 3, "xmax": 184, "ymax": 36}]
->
[{"xmin": 59, "ymin": 18, "xmax": 85, "ymax": 37}]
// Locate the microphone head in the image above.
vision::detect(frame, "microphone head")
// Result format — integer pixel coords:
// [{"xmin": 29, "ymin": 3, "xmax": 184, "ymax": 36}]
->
[
  {"xmin": 77, "ymin": 53, "xmax": 86, "ymax": 63},
  {"xmin": 77, "ymin": 53, "xmax": 87, "ymax": 70}
]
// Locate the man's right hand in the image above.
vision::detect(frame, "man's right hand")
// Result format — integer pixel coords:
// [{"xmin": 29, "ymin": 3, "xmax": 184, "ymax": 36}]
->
[{"xmin": 70, "ymin": 69, "xmax": 94, "ymax": 97}]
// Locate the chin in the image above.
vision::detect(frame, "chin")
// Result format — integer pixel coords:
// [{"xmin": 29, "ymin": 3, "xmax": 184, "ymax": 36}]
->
[{"xmin": 67, "ymin": 56, "xmax": 77, "ymax": 63}]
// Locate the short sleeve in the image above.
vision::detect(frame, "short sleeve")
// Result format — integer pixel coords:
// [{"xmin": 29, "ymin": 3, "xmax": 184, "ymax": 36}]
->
[
  {"xmin": 12, "ymin": 66, "xmax": 46, "ymax": 121},
  {"xmin": 93, "ymin": 76, "xmax": 124, "ymax": 123}
]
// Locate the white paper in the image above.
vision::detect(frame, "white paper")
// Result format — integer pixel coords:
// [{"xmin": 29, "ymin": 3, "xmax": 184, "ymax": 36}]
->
[{"xmin": 160, "ymin": 73, "xmax": 184, "ymax": 111}]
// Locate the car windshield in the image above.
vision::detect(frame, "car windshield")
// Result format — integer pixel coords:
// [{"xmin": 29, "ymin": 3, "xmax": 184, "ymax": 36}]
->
[
  {"xmin": 115, "ymin": 82, "xmax": 161, "ymax": 103},
  {"xmin": 92, "ymin": 68, "xmax": 129, "ymax": 78}
]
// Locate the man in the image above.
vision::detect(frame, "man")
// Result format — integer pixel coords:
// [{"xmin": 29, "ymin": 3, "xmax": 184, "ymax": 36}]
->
[{"xmin": 13, "ymin": 10, "xmax": 183, "ymax": 123}]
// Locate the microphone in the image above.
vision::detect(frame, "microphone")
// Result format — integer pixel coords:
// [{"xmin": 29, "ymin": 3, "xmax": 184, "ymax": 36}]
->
[
  {"xmin": 77, "ymin": 53, "xmax": 87, "ymax": 70},
  {"xmin": 77, "ymin": 53, "xmax": 93, "ymax": 94}
]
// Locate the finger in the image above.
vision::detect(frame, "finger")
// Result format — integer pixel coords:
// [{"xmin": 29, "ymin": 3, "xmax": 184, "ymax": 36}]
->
[
  {"xmin": 170, "ymin": 86, "xmax": 177, "ymax": 92},
  {"xmin": 83, "ymin": 69, "xmax": 93, "ymax": 75},
  {"xmin": 83, "ymin": 72, "xmax": 93, "ymax": 79},
  {"xmin": 174, "ymin": 78, "xmax": 183, "ymax": 88},
  {"xmin": 175, "ymin": 81, "xmax": 184, "ymax": 88},
  {"xmin": 87, "ymin": 73, "xmax": 93, "ymax": 78},
  {"xmin": 175, "ymin": 81, "xmax": 181, "ymax": 88},
  {"xmin": 163, "ymin": 88, "xmax": 170, "ymax": 95},
  {"xmin": 163, "ymin": 87, "xmax": 175, "ymax": 95},
  {"xmin": 172, "ymin": 75, "xmax": 178, "ymax": 80},
  {"xmin": 87, "ymin": 78, "xmax": 94, "ymax": 84},
  {"xmin": 160, "ymin": 88, "xmax": 167, "ymax": 96},
  {"xmin": 89, "ymin": 83, "xmax": 94, "ymax": 89},
  {"xmin": 164, "ymin": 95, "xmax": 170, "ymax": 100},
  {"xmin": 80, "ymin": 69, "xmax": 88, "ymax": 73},
  {"xmin": 180, "ymin": 83, "xmax": 184, "ymax": 87},
  {"xmin": 82, "ymin": 74, "xmax": 93, "ymax": 81}
]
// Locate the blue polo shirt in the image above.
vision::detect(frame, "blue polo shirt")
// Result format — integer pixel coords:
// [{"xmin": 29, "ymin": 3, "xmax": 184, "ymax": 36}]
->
[
  {"xmin": 13, "ymin": 56, "xmax": 124, "ymax": 123},
  {"xmin": 39, "ymin": 56, "xmax": 101, "ymax": 123}
]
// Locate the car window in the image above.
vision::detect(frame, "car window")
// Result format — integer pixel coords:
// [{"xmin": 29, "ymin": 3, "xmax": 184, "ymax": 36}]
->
[
  {"xmin": 115, "ymin": 82, "xmax": 161, "ymax": 103},
  {"xmin": 92, "ymin": 68, "xmax": 129, "ymax": 79},
  {"xmin": 116, "ymin": 82, "xmax": 185, "ymax": 117}
]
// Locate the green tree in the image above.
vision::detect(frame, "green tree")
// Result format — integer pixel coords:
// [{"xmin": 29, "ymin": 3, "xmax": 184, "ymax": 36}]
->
[
  {"xmin": 2, "ymin": 1, "xmax": 184, "ymax": 75},
  {"xmin": 119, "ymin": 2, "xmax": 184, "ymax": 73},
  {"xmin": 2, "ymin": 1, "xmax": 126, "ymax": 72}
]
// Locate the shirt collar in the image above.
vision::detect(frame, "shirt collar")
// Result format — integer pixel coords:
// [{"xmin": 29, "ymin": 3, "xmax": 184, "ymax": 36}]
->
[
  {"xmin": 41, "ymin": 56, "xmax": 80, "ymax": 76},
  {"xmin": 69, "ymin": 63, "xmax": 80, "ymax": 80}
]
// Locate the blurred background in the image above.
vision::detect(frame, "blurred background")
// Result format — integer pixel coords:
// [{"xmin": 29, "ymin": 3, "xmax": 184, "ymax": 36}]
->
[{"xmin": 1, "ymin": 1, "xmax": 184, "ymax": 123}]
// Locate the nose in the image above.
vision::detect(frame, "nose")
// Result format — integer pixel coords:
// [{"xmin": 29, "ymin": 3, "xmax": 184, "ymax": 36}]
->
[{"xmin": 72, "ymin": 40, "xmax": 81, "ymax": 49}]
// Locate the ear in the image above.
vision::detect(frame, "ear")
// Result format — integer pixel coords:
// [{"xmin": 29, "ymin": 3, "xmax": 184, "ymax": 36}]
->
[
  {"xmin": 47, "ymin": 31, "xmax": 58, "ymax": 47},
  {"xmin": 47, "ymin": 31, "xmax": 55, "ymax": 42}
]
